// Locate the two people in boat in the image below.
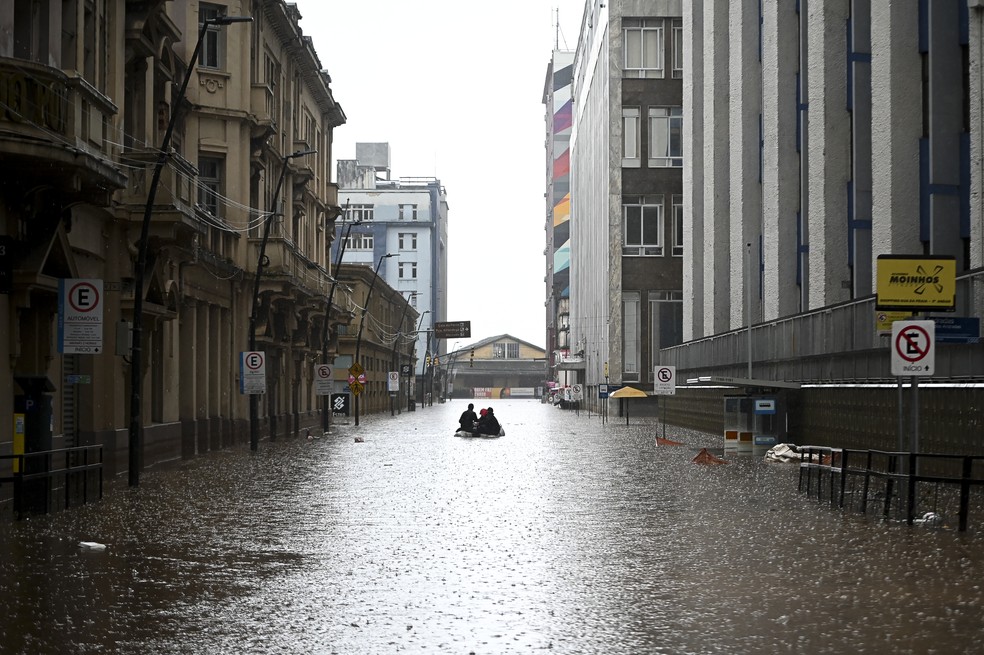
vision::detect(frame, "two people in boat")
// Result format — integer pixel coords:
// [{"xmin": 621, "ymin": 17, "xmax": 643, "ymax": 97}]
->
[{"xmin": 458, "ymin": 403, "xmax": 501, "ymax": 435}]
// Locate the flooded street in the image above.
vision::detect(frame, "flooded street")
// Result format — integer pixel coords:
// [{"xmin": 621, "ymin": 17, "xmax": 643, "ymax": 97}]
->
[{"xmin": 1, "ymin": 400, "xmax": 982, "ymax": 654}]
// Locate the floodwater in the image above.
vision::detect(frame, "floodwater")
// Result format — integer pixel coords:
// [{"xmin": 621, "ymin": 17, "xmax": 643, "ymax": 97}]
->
[{"xmin": 0, "ymin": 400, "xmax": 982, "ymax": 654}]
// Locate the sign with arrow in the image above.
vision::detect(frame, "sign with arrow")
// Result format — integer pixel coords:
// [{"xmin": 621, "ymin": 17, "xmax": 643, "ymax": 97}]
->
[{"xmin": 891, "ymin": 320, "xmax": 935, "ymax": 377}]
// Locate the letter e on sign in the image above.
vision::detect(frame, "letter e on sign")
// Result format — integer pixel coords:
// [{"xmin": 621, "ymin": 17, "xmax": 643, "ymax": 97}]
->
[{"xmin": 891, "ymin": 320, "xmax": 935, "ymax": 377}]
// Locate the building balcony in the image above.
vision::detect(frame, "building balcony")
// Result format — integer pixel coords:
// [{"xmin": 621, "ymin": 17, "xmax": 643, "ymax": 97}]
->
[
  {"xmin": 250, "ymin": 233, "xmax": 331, "ymax": 298},
  {"xmin": 0, "ymin": 58, "xmax": 126, "ymax": 202},
  {"xmin": 117, "ymin": 146, "xmax": 200, "ymax": 242},
  {"xmin": 249, "ymin": 83, "xmax": 277, "ymax": 140}
]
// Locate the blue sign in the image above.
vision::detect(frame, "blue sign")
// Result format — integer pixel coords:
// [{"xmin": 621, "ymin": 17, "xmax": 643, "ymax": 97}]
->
[
  {"xmin": 933, "ymin": 317, "xmax": 981, "ymax": 344},
  {"xmin": 599, "ymin": 384, "xmax": 609, "ymax": 399}
]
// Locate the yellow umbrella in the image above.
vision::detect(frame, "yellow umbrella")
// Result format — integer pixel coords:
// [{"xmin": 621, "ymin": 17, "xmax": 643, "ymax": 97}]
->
[{"xmin": 609, "ymin": 385, "xmax": 647, "ymax": 424}]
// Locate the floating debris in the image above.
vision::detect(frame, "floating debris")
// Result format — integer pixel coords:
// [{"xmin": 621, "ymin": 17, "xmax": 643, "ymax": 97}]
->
[
  {"xmin": 692, "ymin": 448, "xmax": 727, "ymax": 465},
  {"xmin": 656, "ymin": 436, "xmax": 685, "ymax": 446},
  {"xmin": 79, "ymin": 541, "xmax": 107, "ymax": 551}
]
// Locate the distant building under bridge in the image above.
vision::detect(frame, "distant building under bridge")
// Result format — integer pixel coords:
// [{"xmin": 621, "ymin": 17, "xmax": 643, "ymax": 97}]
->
[{"xmin": 434, "ymin": 335, "xmax": 546, "ymax": 401}]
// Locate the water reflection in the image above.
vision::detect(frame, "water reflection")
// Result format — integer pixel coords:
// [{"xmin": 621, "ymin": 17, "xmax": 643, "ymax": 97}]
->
[{"xmin": 1, "ymin": 400, "xmax": 982, "ymax": 654}]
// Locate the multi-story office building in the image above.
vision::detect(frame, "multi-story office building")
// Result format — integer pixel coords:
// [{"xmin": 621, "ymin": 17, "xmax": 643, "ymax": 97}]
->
[
  {"xmin": 543, "ymin": 48, "xmax": 575, "ymax": 390},
  {"xmin": 675, "ymin": 1, "xmax": 983, "ymax": 380},
  {"xmin": 336, "ymin": 143, "xmax": 449, "ymax": 394},
  {"xmin": 565, "ymin": 0, "xmax": 684, "ymax": 401},
  {"xmin": 0, "ymin": 1, "xmax": 362, "ymax": 503}
]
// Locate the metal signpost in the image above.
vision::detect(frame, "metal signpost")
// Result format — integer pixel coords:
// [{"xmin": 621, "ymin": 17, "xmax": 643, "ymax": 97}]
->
[
  {"xmin": 653, "ymin": 366, "xmax": 676, "ymax": 439},
  {"xmin": 891, "ymin": 320, "xmax": 935, "ymax": 454}
]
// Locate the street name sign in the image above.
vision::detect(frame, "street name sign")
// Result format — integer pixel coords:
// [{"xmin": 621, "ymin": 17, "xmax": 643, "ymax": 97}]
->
[
  {"xmin": 434, "ymin": 321, "xmax": 471, "ymax": 339},
  {"xmin": 891, "ymin": 320, "xmax": 935, "ymax": 377}
]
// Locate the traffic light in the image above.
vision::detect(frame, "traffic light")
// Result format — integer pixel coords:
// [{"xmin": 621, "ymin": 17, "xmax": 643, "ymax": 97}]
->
[
  {"xmin": 434, "ymin": 356, "xmax": 440, "ymax": 367},
  {"xmin": 470, "ymin": 349, "xmax": 475, "ymax": 367},
  {"xmin": 425, "ymin": 354, "xmax": 431, "ymax": 366}
]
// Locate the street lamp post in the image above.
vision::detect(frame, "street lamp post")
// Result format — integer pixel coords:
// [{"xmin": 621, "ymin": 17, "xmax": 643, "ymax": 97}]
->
[
  {"xmin": 247, "ymin": 148, "xmax": 317, "ymax": 451},
  {"xmin": 354, "ymin": 253, "xmax": 396, "ymax": 426},
  {"xmin": 390, "ymin": 292, "xmax": 416, "ymax": 416},
  {"xmin": 412, "ymin": 310, "xmax": 430, "ymax": 411},
  {"xmin": 318, "ymin": 209, "xmax": 358, "ymax": 433},
  {"xmin": 128, "ymin": 14, "xmax": 251, "ymax": 486}
]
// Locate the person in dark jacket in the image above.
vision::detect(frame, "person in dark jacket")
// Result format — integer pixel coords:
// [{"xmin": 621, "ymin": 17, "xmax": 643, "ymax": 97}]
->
[
  {"xmin": 476, "ymin": 406, "xmax": 501, "ymax": 435},
  {"xmin": 458, "ymin": 403, "xmax": 478, "ymax": 432}
]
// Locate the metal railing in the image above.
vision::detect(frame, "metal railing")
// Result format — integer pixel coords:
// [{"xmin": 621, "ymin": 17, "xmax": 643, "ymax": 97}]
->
[
  {"xmin": 0, "ymin": 445, "xmax": 103, "ymax": 520},
  {"xmin": 797, "ymin": 446, "xmax": 984, "ymax": 531}
]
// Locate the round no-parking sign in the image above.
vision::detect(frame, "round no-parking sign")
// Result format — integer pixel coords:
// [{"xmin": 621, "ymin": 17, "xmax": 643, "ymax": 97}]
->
[{"xmin": 891, "ymin": 320, "xmax": 935, "ymax": 376}]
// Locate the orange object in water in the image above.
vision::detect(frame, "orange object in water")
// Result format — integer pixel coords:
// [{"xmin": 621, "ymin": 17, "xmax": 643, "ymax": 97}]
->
[
  {"xmin": 692, "ymin": 448, "xmax": 727, "ymax": 465},
  {"xmin": 656, "ymin": 437, "xmax": 684, "ymax": 446}
]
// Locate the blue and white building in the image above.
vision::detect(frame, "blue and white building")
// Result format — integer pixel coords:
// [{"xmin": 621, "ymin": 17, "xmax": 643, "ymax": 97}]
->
[{"xmin": 335, "ymin": 143, "xmax": 449, "ymax": 379}]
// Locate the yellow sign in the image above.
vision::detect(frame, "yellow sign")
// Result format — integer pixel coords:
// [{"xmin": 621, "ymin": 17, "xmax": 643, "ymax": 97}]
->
[
  {"xmin": 875, "ymin": 310, "xmax": 913, "ymax": 335},
  {"xmin": 348, "ymin": 362, "xmax": 365, "ymax": 377},
  {"xmin": 348, "ymin": 380, "xmax": 364, "ymax": 396},
  {"xmin": 876, "ymin": 255, "xmax": 956, "ymax": 310}
]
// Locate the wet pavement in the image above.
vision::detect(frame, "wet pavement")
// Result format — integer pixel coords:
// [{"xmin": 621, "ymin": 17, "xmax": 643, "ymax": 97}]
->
[{"xmin": 1, "ymin": 399, "xmax": 982, "ymax": 654}]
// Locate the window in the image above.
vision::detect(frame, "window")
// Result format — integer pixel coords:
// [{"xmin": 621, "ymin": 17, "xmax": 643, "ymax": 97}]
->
[
  {"xmin": 506, "ymin": 343, "xmax": 519, "ymax": 359},
  {"xmin": 649, "ymin": 107, "xmax": 683, "ymax": 167},
  {"xmin": 622, "ymin": 107, "xmax": 640, "ymax": 168},
  {"xmin": 672, "ymin": 19, "xmax": 683, "ymax": 79},
  {"xmin": 399, "ymin": 261, "xmax": 417, "ymax": 279},
  {"xmin": 672, "ymin": 195, "xmax": 684, "ymax": 257},
  {"xmin": 624, "ymin": 19, "xmax": 664, "ymax": 78},
  {"xmin": 650, "ymin": 291, "xmax": 684, "ymax": 367},
  {"xmin": 399, "ymin": 204, "xmax": 418, "ymax": 220},
  {"xmin": 398, "ymin": 232, "xmax": 417, "ymax": 250},
  {"xmin": 198, "ymin": 156, "xmax": 223, "ymax": 220},
  {"xmin": 492, "ymin": 342, "xmax": 506, "ymax": 359},
  {"xmin": 344, "ymin": 233, "xmax": 373, "ymax": 250},
  {"xmin": 623, "ymin": 196, "xmax": 663, "ymax": 256},
  {"xmin": 344, "ymin": 204, "xmax": 374, "ymax": 221},
  {"xmin": 623, "ymin": 292, "xmax": 641, "ymax": 379},
  {"xmin": 198, "ymin": 5, "xmax": 227, "ymax": 69}
]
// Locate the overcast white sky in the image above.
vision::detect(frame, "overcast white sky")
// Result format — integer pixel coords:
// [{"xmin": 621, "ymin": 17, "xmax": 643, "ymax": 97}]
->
[{"xmin": 291, "ymin": 0, "xmax": 584, "ymax": 349}]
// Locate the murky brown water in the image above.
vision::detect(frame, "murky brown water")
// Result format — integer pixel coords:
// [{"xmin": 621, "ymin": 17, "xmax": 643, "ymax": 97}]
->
[{"xmin": 1, "ymin": 400, "xmax": 982, "ymax": 654}]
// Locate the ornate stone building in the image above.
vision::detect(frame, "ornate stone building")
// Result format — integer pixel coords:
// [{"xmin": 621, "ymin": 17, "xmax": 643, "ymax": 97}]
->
[{"xmin": 0, "ymin": 1, "xmax": 382, "ymax": 510}]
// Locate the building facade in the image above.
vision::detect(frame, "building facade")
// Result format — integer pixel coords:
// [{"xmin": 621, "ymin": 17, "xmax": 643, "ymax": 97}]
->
[
  {"xmin": 0, "ymin": 0, "xmax": 373, "ymax": 513},
  {"xmin": 543, "ymin": 49, "xmax": 575, "ymax": 390},
  {"xmin": 566, "ymin": 0, "xmax": 685, "ymax": 404},
  {"xmin": 335, "ymin": 143, "xmax": 449, "ymax": 393},
  {"xmin": 672, "ymin": 0, "xmax": 983, "ymax": 382},
  {"xmin": 441, "ymin": 335, "xmax": 547, "ymax": 401}
]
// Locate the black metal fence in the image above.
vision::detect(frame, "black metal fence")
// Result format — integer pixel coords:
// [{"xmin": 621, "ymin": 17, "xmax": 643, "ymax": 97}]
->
[
  {"xmin": 797, "ymin": 446, "xmax": 984, "ymax": 532},
  {"xmin": 0, "ymin": 445, "xmax": 103, "ymax": 520}
]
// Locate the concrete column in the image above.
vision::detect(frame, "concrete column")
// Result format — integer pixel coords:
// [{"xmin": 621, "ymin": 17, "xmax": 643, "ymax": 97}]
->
[
  {"xmin": 195, "ymin": 301, "xmax": 209, "ymax": 452},
  {"xmin": 683, "ymin": 0, "xmax": 704, "ymax": 340},
  {"xmin": 728, "ymin": 0, "xmax": 762, "ymax": 330},
  {"xmin": 969, "ymin": 4, "xmax": 984, "ymax": 270},
  {"xmin": 870, "ymin": 0, "xmax": 922, "ymax": 273},
  {"xmin": 702, "ymin": 0, "xmax": 731, "ymax": 334},
  {"xmin": 179, "ymin": 299, "xmax": 197, "ymax": 456},
  {"xmin": 761, "ymin": 0, "xmax": 801, "ymax": 321},
  {"xmin": 806, "ymin": 0, "xmax": 851, "ymax": 309}
]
